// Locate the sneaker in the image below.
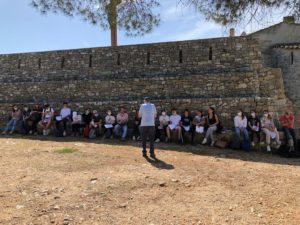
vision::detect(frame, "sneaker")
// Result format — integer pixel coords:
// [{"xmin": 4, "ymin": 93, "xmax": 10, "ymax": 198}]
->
[
  {"xmin": 29, "ymin": 130, "xmax": 33, "ymax": 135},
  {"xmin": 210, "ymin": 141, "xmax": 216, "ymax": 147},
  {"xmin": 155, "ymin": 138, "xmax": 160, "ymax": 143},
  {"xmin": 63, "ymin": 131, "xmax": 67, "ymax": 137},
  {"xmin": 202, "ymin": 138, "xmax": 207, "ymax": 145},
  {"xmin": 132, "ymin": 136, "xmax": 136, "ymax": 141},
  {"xmin": 267, "ymin": 145, "xmax": 271, "ymax": 152},
  {"xmin": 43, "ymin": 129, "xmax": 47, "ymax": 136},
  {"xmin": 137, "ymin": 136, "xmax": 141, "ymax": 141},
  {"xmin": 9, "ymin": 131, "xmax": 13, "ymax": 135},
  {"xmin": 251, "ymin": 142, "xmax": 255, "ymax": 147},
  {"xmin": 276, "ymin": 141, "xmax": 281, "ymax": 149}
]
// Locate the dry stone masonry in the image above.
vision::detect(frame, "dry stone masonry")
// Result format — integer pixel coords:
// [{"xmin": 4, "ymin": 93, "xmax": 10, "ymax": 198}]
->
[{"xmin": 0, "ymin": 36, "xmax": 293, "ymax": 129}]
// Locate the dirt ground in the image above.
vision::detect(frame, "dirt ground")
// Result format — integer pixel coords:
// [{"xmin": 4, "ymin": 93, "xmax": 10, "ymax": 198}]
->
[{"xmin": 0, "ymin": 136, "xmax": 300, "ymax": 225}]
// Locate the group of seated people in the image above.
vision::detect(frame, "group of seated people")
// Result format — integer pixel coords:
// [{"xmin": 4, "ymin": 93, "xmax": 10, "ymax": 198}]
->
[{"xmin": 1, "ymin": 102, "xmax": 297, "ymax": 152}]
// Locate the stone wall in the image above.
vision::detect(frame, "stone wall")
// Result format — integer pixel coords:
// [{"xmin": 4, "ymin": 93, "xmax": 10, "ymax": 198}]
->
[{"xmin": 0, "ymin": 36, "xmax": 292, "ymax": 130}]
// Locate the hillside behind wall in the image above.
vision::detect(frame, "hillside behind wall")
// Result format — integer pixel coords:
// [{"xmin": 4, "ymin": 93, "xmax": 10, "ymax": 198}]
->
[{"xmin": 0, "ymin": 37, "xmax": 293, "ymax": 129}]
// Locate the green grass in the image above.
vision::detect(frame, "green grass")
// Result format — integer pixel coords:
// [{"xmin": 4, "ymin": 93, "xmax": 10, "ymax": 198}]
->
[{"xmin": 56, "ymin": 147, "xmax": 78, "ymax": 154}]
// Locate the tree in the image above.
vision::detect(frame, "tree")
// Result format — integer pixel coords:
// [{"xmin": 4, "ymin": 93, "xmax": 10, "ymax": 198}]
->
[
  {"xmin": 31, "ymin": 0, "xmax": 160, "ymax": 46},
  {"xmin": 178, "ymin": 0, "xmax": 300, "ymax": 26}
]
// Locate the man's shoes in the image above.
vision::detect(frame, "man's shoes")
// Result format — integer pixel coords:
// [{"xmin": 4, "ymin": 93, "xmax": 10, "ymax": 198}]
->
[
  {"xmin": 202, "ymin": 138, "xmax": 207, "ymax": 145},
  {"xmin": 150, "ymin": 153, "xmax": 156, "ymax": 159},
  {"xmin": 142, "ymin": 152, "xmax": 147, "ymax": 157}
]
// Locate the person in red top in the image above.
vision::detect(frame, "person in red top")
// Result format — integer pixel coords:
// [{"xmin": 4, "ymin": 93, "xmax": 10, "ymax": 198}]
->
[{"xmin": 279, "ymin": 109, "xmax": 297, "ymax": 148}]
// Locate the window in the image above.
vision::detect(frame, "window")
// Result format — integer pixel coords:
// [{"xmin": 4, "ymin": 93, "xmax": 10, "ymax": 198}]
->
[
  {"xmin": 179, "ymin": 50, "xmax": 183, "ymax": 63},
  {"xmin": 38, "ymin": 58, "xmax": 41, "ymax": 69},
  {"xmin": 61, "ymin": 57, "xmax": 65, "ymax": 69},
  {"xmin": 117, "ymin": 53, "xmax": 121, "ymax": 65},
  {"xmin": 89, "ymin": 55, "xmax": 93, "ymax": 68},
  {"xmin": 209, "ymin": 47, "xmax": 213, "ymax": 60},
  {"xmin": 147, "ymin": 52, "xmax": 150, "ymax": 65}
]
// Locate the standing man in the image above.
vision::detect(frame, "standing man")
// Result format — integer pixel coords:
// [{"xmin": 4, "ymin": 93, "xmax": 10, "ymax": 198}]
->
[{"xmin": 139, "ymin": 97, "xmax": 157, "ymax": 158}]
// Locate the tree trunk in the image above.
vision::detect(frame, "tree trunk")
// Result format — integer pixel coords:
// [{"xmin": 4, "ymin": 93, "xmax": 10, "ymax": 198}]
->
[{"xmin": 107, "ymin": 0, "xmax": 121, "ymax": 47}]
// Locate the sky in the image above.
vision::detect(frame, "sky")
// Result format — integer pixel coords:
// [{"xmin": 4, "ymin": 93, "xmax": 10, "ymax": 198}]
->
[{"xmin": 0, "ymin": 0, "xmax": 283, "ymax": 54}]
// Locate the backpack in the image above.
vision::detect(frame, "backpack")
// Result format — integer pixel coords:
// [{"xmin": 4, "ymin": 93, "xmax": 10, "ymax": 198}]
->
[
  {"xmin": 83, "ymin": 126, "xmax": 89, "ymax": 138},
  {"xmin": 241, "ymin": 139, "xmax": 251, "ymax": 151},
  {"xmin": 89, "ymin": 128, "xmax": 96, "ymax": 139},
  {"xmin": 55, "ymin": 128, "xmax": 63, "ymax": 137},
  {"xmin": 276, "ymin": 144, "xmax": 300, "ymax": 158}
]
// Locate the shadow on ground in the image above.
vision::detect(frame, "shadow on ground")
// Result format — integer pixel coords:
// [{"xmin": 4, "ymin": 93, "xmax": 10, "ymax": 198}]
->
[{"xmin": 1, "ymin": 134, "xmax": 300, "ymax": 168}]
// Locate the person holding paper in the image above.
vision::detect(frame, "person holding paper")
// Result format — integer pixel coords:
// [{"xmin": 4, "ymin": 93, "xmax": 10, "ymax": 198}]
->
[
  {"xmin": 55, "ymin": 101, "xmax": 72, "ymax": 136},
  {"xmin": 261, "ymin": 110, "xmax": 281, "ymax": 152},
  {"xmin": 234, "ymin": 109, "xmax": 249, "ymax": 146},
  {"xmin": 139, "ymin": 97, "xmax": 157, "ymax": 158},
  {"xmin": 166, "ymin": 108, "xmax": 183, "ymax": 144},
  {"xmin": 104, "ymin": 109, "xmax": 115, "ymax": 139},
  {"xmin": 191, "ymin": 110, "xmax": 206, "ymax": 145},
  {"xmin": 248, "ymin": 110, "xmax": 261, "ymax": 147},
  {"xmin": 71, "ymin": 111, "xmax": 82, "ymax": 136},
  {"xmin": 180, "ymin": 109, "xmax": 193, "ymax": 144}
]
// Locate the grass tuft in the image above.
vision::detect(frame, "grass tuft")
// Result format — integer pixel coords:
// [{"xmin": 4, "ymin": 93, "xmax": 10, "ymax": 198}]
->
[{"xmin": 56, "ymin": 147, "xmax": 78, "ymax": 154}]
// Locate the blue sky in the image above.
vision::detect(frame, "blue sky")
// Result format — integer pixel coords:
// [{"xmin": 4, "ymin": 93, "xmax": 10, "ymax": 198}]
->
[{"xmin": 0, "ymin": 0, "xmax": 283, "ymax": 54}]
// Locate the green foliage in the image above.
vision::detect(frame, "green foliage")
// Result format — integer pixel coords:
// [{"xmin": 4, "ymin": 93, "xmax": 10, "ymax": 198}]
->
[
  {"xmin": 178, "ymin": 0, "xmax": 300, "ymax": 26},
  {"xmin": 56, "ymin": 147, "xmax": 78, "ymax": 154},
  {"xmin": 30, "ymin": 0, "xmax": 160, "ymax": 37}
]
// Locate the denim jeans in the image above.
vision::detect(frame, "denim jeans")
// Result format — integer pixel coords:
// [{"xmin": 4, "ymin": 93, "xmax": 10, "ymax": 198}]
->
[
  {"xmin": 5, "ymin": 119, "xmax": 18, "ymax": 132},
  {"xmin": 235, "ymin": 127, "xmax": 249, "ymax": 142},
  {"xmin": 282, "ymin": 127, "xmax": 297, "ymax": 147},
  {"xmin": 114, "ymin": 124, "xmax": 128, "ymax": 138}
]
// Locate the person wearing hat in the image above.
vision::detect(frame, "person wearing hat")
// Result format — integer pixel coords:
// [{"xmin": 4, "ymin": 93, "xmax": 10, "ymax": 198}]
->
[
  {"xmin": 138, "ymin": 97, "xmax": 157, "ymax": 158},
  {"xmin": 55, "ymin": 101, "xmax": 72, "ymax": 136},
  {"xmin": 38, "ymin": 103, "xmax": 55, "ymax": 136}
]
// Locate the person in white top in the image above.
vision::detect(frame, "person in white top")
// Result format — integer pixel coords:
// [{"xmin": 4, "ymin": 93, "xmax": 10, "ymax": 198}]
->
[
  {"xmin": 104, "ymin": 109, "xmax": 116, "ymax": 139},
  {"xmin": 155, "ymin": 109, "xmax": 170, "ymax": 143},
  {"xmin": 55, "ymin": 101, "xmax": 72, "ymax": 136},
  {"xmin": 234, "ymin": 109, "xmax": 249, "ymax": 145},
  {"xmin": 38, "ymin": 103, "xmax": 55, "ymax": 136},
  {"xmin": 166, "ymin": 108, "xmax": 183, "ymax": 144}
]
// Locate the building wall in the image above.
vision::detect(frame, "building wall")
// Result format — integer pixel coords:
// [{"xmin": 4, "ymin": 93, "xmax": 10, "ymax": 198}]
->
[{"xmin": 0, "ymin": 37, "xmax": 292, "ymax": 129}]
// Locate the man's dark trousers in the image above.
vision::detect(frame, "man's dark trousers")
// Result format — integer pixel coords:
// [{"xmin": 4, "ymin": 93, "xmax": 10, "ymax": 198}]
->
[{"xmin": 140, "ymin": 126, "xmax": 156, "ymax": 154}]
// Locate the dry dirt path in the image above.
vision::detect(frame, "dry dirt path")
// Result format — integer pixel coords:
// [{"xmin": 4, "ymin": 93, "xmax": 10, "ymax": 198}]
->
[{"xmin": 0, "ymin": 136, "xmax": 300, "ymax": 225}]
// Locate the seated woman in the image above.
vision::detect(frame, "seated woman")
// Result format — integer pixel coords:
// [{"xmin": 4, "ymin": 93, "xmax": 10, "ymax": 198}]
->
[
  {"xmin": 166, "ymin": 108, "xmax": 182, "ymax": 144},
  {"xmin": 248, "ymin": 110, "xmax": 261, "ymax": 147},
  {"xmin": 155, "ymin": 109, "xmax": 170, "ymax": 143},
  {"xmin": 279, "ymin": 109, "xmax": 297, "ymax": 148},
  {"xmin": 2, "ymin": 105, "xmax": 22, "ymax": 135},
  {"xmin": 202, "ymin": 107, "xmax": 219, "ymax": 146},
  {"xmin": 104, "ymin": 109, "xmax": 115, "ymax": 139},
  {"xmin": 261, "ymin": 110, "xmax": 281, "ymax": 152},
  {"xmin": 81, "ymin": 108, "xmax": 92, "ymax": 137},
  {"xmin": 38, "ymin": 103, "xmax": 55, "ymax": 136},
  {"xmin": 191, "ymin": 110, "xmax": 206, "ymax": 145},
  {"xmin": 21, "ymin": 105, "xmax": 31, "ymax": 134},
  {"xmin": 71, "ymin": 111, "xmax": 82, "ymax": 136},
  {"xmin": 27, "ymin": 104, "xmax": 42, "ymax": 135},
  {"xmin": 234, "ymin": 109, "xmax": 249, "ymax": 146},
  {"xmin": 89, "ymin": 110, "xmax": 102, "ymax": 138},
  {"xmin": 180, "ymin": 109, "xmax": 193, "ymax": 144},
  {"xmin": 55, "ymin": 101, "xmax": 72, "ymax": 136}
]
